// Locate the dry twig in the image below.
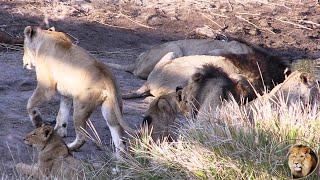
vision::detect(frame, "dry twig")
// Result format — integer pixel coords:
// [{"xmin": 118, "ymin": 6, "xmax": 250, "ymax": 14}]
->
[
  {"xmin": 276, "ymin": 17, "xmax": 313, "ymax": 30},
  {"xmin": 201, "ymin": 13, "xmax": 223, "ymax": 28},
  {"xmin": 119, "ymin": 12, "xmax": 155, "ymax": 29},
  {"xmin": 235, "ymin": 15, "xmax": 275, "ymax": 34},
  {"xmin": 0, "ymin": 43, "xmax": 23, "ymax": 51}
]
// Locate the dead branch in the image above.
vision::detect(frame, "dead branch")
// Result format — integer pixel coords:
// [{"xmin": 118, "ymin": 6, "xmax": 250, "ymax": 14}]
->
[
  {"xmin": 119, "ymin": 12, "xmax": 155, "ymax": 29},
  {"xmin": 201, "ymin": 13, "xmax": 223, "ymax": 28},
  {"xmin": 276, "ymin": 17, "xmax": 313, "ymax": 30},
  {"xmin": 235, "ymin": 15, "xmax": 276, "ymax": 34}
]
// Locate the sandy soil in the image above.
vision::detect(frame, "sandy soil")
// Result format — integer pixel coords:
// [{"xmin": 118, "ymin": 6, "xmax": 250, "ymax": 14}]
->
[{"xmin": 0, "ymin": 0, "xmax": 319, "ymax": 178}]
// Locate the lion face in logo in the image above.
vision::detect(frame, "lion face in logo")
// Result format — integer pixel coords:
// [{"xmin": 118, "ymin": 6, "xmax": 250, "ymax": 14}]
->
[{"xmin": 288, "ymin": 145, "xmax": 318, "ymax": 179}]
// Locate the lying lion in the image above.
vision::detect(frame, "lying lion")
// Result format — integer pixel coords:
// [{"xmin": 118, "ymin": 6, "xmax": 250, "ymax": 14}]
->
[
  {"xmin": 288, "ymin": 145, "xmax": 318, "ymax": 179},
  {"xmin": 250, "ymin": 71, "xmax": 319, "ymax": 108},
  {"xmin": 16, "ymin": 124, "xmax": 84, "ymax": 179},
  {"xmin": 247, "ymin": 71, "xmax": 319, "ymax": 123},
  {"xmin": 107, "ymin": 39, "xmax": 253, "ymax": 79},
  {"xmin": 141, "ymin": 93, "xmax": 181, "ymax": 141},
  {"xmin": 124, "ymin": 50, "xmax": 287, "ymax": 99}
]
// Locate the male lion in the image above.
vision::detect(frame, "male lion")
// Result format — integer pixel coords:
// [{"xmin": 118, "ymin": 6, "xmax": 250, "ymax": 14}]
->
[
  {"xmin": 142, "ymin": 93, "xmax": 181, "ymax": 141},
  {"xmin": 288, "ymin": 145, "xmax": 318, "ymax": 179},
  {"xmin": 16, "ymin": 124, "xmax": 84, "ymax": 179},
  {"xmin": 23, "ymin": 26, "xmax": 134, "ymax": 158},
  {"xmin": 123, "ymin": 49, "xmax": 288, "ymax": 99},
  {"xmin": 175, "ymin": 64, "xmax": 252, "ymax": 119},
  {"xmin": 106, "ymin": 39, "xmax": 253, "ymax": 79}
]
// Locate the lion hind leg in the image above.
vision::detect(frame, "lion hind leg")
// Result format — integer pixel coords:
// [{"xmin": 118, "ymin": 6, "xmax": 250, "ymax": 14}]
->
[
  {"xmin": 101, "ymin": 100, "xmax": 125, "ymax": 156},
  {"xmin": 67, "ymin": 99, "xmax": 95, "ymax": 151},
  {"xmin": 101, "ymin": 99, "xmax": 126, "ymax": 173}
]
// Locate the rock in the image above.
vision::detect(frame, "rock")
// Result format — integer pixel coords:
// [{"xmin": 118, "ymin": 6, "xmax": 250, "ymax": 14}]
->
[
  {"xmin": 195, "ymin": 26, "xmax": 215, "ymax": 38},
  {"xmin": 259, "ymin": 19, "xmax": 269, "ymax": 27},
  {"xmin": 248, "ymin": 29, "xmax": 258, "ymax": 35},
  {"xmin": 18, "ymin": 80, "xmax": 36, "ymax": 91}
]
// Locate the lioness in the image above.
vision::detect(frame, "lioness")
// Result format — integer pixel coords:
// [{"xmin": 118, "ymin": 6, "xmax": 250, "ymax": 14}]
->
[
  {"xmin": 176, "ymin": 64, "xmax": 251, "ymax": 119},
  {"xmin": 250, "ymin": 71, "xmax": 319, "ymax": 108},
  {"xmin": 288, "ymin": 145, "xmax": 318, "ymax": 179},
  {"xmin": 106, "ymin": 39, "xmax": 253, "ymax": 79},
  {"xmin": 124, "ymin": 50, "xmax": 284, "ymax": 99},
  {"xmin": 16, "ymin": 124, "xmax": 84, "ymax": 179},
  {"xmin": 23, "ymin": 26, "xmax": 134, "ymax": 158},
  {"xmin": 142, "ymin": 93, "xmax": 181, "ymax": 141}
]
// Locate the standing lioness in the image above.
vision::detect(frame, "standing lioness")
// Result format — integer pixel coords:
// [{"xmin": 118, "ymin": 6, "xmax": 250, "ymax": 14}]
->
[{"xmin": 23, "ymin": 26, "xmax": 133, "ymax": 158}]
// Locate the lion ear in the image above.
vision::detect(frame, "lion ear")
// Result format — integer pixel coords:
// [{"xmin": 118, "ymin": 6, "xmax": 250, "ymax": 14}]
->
[
  {"xmin": 41, "ymin": 124, "xmax": 53, "ymax": 140},
  {"xmin": 192, "ymin": 73, "xmax": 203, "ymax": 82},
  {"xmin": 303, "ymin": 147, "xmax": 311, "ymax": 154},
  {"xmin": 24, "ymin": 26, "xmax": 36, "ymax": 39},
  {"xmin": 176, "ymin": 86, "xmax": 183, "ymax": 101},
  {"xmin": 158, "ymin": 99, "xmax": 171, "ymax": 112},
  {"xmin": 48, "ymin": 27, "xmax": 55, "ymax": 31},
  {"xmin": 300, "ymin": 73, "xmax": 309, "ymax": 84}
]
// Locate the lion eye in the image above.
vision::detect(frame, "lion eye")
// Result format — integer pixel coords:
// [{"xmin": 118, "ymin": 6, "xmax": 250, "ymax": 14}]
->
[{"xmin": 300, "ymin": 155, "xmax": 304, "ymax": 158}]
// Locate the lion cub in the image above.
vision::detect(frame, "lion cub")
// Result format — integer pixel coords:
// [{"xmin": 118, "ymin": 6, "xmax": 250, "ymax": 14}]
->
[{"xmin": 16, "ymin": 124, "xmax": 84, "ymax": 179}]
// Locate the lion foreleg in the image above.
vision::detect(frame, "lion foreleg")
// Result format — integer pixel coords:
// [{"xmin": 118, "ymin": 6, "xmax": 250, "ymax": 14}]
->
[
  {"xmin": 27, "ymin": 86, "xmax": 55, "ymax": 127},
  {"xmin": 54, "ymin": 95, "xmax": 72, "ymax": 137}
]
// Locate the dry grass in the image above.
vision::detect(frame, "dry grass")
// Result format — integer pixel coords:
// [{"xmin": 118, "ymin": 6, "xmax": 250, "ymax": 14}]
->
[{"xmin": 109, "ymin": 91, "xmax": 320, "ymax": 179}]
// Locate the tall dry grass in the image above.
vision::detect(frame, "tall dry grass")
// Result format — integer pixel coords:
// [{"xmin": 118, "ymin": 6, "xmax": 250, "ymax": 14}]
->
[{"xmin": 109, "ymin": 92, "xmax": 319, "ymax": 179}]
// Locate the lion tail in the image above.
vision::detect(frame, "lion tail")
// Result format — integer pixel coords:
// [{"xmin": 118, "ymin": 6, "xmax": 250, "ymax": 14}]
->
[
  {"xmin": 122, "ymin": 84, "xmax": 151, "ymax": 99},
  {"xmin": 102, "ymin": 90, "xmax": 138, "ymax": 135},
  {"xmin": 106, "ymin": 63, "xmax": 135, "ymax": 72}
]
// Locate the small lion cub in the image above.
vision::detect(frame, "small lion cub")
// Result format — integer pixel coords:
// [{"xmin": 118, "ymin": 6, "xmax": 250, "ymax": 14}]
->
[{"xmin": 16, "ymin": 124, "xmax": 84, "ymax": 179}]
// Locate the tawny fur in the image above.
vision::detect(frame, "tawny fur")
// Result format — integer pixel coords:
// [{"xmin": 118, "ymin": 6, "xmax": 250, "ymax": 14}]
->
[
  {"xmin": 107, "ymin": 39, "xmax": 254, "ymax": 79},
  {"xmin": 15, "ymin": 124, "xmax": 84, "ymax": 179},
  {"xmin": 23, "ymin": 26, "xmax": 134, "ymax": 159},
  {"xmin": 142, "ymin": 93, "xmax": 181, "ymax": 141}
]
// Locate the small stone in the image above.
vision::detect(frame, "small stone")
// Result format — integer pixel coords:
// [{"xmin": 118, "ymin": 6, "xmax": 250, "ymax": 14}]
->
[
  {"xmin": 248, "ymin": 29, "xmax": 257, "ymax": 35},
  {"xmin": 18, "ymin": 80, "xmax": 35, "ymax": 91},
  {"xmin": 259, "ymin": 19, "xmax": 269, "ymax": 27},
  {"xmin": 195, "ymin": 26, "xmax": 215, "ymax": 38}
]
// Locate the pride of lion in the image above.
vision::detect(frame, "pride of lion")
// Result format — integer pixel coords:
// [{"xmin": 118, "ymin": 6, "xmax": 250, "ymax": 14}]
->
[{"xmin": 14, "ymin": 26, "xmax": 319, "ymax": 178}]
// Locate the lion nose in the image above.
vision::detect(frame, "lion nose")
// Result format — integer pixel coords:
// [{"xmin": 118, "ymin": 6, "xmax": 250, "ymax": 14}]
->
[{"xmin": 142, "ymin": 115, "xmax": 152, "ymax": 126}]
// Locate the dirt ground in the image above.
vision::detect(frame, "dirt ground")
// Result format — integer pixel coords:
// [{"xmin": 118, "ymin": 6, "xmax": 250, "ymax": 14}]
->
[{"xmin": 0, "ymin": 0, "xmax": 319, "ymax": 178}]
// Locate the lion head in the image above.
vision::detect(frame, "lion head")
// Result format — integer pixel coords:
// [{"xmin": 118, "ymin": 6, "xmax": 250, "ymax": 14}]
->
[
  {"xmin": 24, "ymin": 124, "xmax": 54, "ymax": 150},
  {"xmin": 268, "ymin": 71, "xmax": 319, "ymax": 107},
  {"xmin": 142, "ymin": 93, "xmax": 180, "ymax": 141},
  {"xmin": 288, "ymin": 145, "xmax": 318, "ymax": 178},
  {"xmin": 23, "ymin": 26, "xmax": 72, "ymax": 70},
  {"xmin": 175, "ymin": 64, "xmax": 255, "ymax": 119}
]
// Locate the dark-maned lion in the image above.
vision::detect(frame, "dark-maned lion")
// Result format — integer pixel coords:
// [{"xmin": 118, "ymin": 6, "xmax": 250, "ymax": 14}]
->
[
  {"xmin": 123, "ymin": 49, "xmax": 289, "ymax": 99},
  {"xmin": 106, "ymin": 39, "xmax": 253, "ymax": 79}
]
